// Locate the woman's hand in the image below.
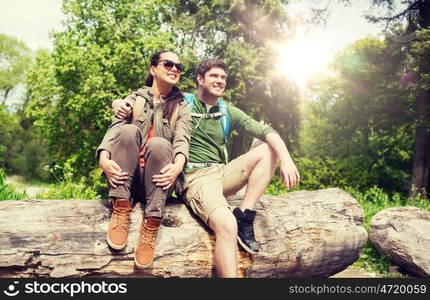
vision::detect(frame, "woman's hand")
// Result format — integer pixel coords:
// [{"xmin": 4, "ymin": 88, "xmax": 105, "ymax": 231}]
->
[
  {"xmin": 99, "ymin": 152, "xmax": 128, "ymax": 188},
  {"xmin": 152, "ymin": 163, "xmax": 183, "ymax": 190}
]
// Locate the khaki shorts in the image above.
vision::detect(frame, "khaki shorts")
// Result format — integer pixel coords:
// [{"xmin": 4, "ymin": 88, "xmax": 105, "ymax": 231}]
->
[{"xmin": 183, "ymin": 155, "xmax": 249, "ymax": 225}]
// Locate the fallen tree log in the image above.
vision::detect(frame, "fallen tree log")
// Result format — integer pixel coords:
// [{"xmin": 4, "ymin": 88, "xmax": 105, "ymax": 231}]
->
[{"xmin": 0, "ymin": 188, "xmax": 367, "ymax": 278}]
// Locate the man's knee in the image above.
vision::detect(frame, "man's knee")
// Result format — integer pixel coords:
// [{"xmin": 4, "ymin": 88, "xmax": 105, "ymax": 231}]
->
[
  {"xmin": 247, "ymin": 143, "xmax": 279, "ymax": 168},
  {"xmin": 209, "ymin": 208, "xmax": 237, "ymax": 240},
  {"xmin": 259, "ymin": 143, "xmax": 277, "ymax": 159}
]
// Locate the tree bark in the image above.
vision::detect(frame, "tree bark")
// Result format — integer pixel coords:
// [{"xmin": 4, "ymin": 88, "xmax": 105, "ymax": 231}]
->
[
  {"xmin": 1, "ymin": 87, "xmax": 11, "ymax": 105},
  {"xmin": 410, "ymin": 1, "xmax": 430, "ymax": 199},
  {"xmin": 0, "ymin": 188, "xmax": 367, "ymax": 278},
  {"xmin": 409, "ymin": 98, "xmax": 430, "ymax": 199}
]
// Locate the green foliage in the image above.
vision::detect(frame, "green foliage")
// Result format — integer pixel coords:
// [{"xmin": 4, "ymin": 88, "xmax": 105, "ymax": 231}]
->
[
  {"xmin": 264, "ymin": 175, "xmax": 288, "ymax": 195},
  {"xmin": 25, "ymin": 0, "xmax": 302, "ymax": 180},
  {"xmin": 297, "ymin": 37, "xmax": 414, "ymax": 194},
  {"xmin": 36, "ymin": 164, "xmax": 101, "ymax": 199},
  {"xmin": 26, "ymin": 0, "xmax": 176, "ymax": 178},
  {"xmin": 346, "ymin": 186, "xmax": 430, "ymax": 231},
  {"xmin": 169, "ymin": 0, "xmax": 301, "ymax": 157},
  {"xmin": 0, "ymin": 169, "xmax": 28, "ymax": 200},
  {"xmin": 0, "ymin": 34, "xmax": 32, "ymax": 104},
  {"xmin": 264, "ymin": 173, "xmax": 302, "ymax": 195},
  {"xmin": 0, "ymin": 105, "xmax": 50, "ymax": 181}
]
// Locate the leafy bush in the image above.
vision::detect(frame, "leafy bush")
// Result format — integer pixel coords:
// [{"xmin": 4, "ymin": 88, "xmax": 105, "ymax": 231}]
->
[
  {"xmin": 36, "ymin": 165, "xmax": 101, "ymax": 200},
  {"xmin": 264, "ymin": 175, "xmax": 289, "ymax": 195},
  {"xmin": 0, "ymin": 169, "xmax": 28, "ymax": 200}
]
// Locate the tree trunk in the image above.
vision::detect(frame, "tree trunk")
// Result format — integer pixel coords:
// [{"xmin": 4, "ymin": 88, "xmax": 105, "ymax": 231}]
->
[
  {"xmin": 410, "ymin": 104, "xmax": 430, "ymax": 199},
  {"xmin": 0, "ymin": 188, "xmax": 367, "ymax": 278},
  {"xmin": 410, "ymin": 2, "xmax": 430, "ymax": 199},
  {"xmin": 1, "ymin": 88, "xmax": 11, "ymax": 105}
]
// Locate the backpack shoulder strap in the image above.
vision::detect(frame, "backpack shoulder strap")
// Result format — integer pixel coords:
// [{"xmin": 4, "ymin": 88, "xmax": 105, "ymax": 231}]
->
[
  {"xmin": 131, "ymin": 93, "xmax": 146, "ymax": 124},
  {"xmin": 217, "ymin": 99, "xmax": 230, "ymax": 143},
  {"xmin": 184, "ymin": 93, "xmax": 196, "ymax": 111}
]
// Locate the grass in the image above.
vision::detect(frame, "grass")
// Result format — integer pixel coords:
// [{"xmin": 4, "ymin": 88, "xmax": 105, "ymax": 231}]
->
[
  {"xmin": 2, "ymin": 170, "xmax": 103, "ymax": 200},
  {"xmin": 0, "ymin": 170, "xmax": 28, "ymax": 200},
  {"xmin": 35, "ymin": 177, "xmax": 102, "ymax": 200}
]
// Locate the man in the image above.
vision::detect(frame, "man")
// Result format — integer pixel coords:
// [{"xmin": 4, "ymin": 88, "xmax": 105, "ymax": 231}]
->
[{"xmin": 113, "ymin": 59, "xmax": 300, "ymax": 277}]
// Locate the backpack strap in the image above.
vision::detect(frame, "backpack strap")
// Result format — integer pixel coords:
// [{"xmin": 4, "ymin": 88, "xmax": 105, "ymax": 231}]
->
[
  {"xmin": 131, "ymin": 93, "xmax": 146, "ymax": 125},
  {"xmin": 184, "ymin": 93, "xmax": 196, "ymax": 110},
  {"xmin": 184, "ymin": 93, "xmax": 230, "ymax": 142},
  {"xmin": 217, "ymin": 99, "xmax": 230, "ymax": 144}
]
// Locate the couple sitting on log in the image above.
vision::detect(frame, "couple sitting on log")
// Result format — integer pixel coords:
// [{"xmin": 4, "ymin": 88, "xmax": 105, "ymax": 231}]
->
[{"xmin": 96, "ymin": 50, "xmax": 300, "ymax": 277}]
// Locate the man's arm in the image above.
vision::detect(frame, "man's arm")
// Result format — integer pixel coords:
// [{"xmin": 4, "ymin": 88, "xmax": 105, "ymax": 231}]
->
[
  {"xmin": 230, "ymin": 105, "xmax": 300, "ymax": 190},
  {"xmin": 112, "ymin": 98, "xmax": 133, "ymax": 119},
  {"xmin": 265, "ymin": 133, "xmax": 300, "ymax": 190}
]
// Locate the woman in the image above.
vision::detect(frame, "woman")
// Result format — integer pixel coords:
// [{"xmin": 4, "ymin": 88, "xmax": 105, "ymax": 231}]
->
[{"xmin": 96, "ymin": 51, "xmax": 191, "ymax": 268}]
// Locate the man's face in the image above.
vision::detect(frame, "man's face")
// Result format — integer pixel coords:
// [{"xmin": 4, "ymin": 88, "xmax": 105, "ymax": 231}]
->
[{"xmin": 197, "ymin": 67, "xmax": 227, "ymax": 98}]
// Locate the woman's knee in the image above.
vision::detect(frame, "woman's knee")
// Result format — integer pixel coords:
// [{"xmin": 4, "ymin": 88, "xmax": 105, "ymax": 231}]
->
[
  {"xmin": 115, "ymin": 124, "xmax": 141, "ymax": 148},
  {"xmin": 118, "ymin": 124, "xmax": 141, "ymax": 141},
  {"xmin": 146, "ymin": 137, "xmax": 172, "ymax": 152},
  {"xmin": 145, "ymin": 137, "xmax": 173, "ymax": 163}
]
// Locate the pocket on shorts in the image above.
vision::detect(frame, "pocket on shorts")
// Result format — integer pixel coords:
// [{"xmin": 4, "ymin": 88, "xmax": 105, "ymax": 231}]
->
[{"xmin": 184, "ymin": 180, "xmax": 208, "ymax": 221}]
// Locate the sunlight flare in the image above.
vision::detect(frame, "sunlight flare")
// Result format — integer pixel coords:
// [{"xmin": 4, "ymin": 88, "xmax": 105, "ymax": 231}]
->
[{"xmin": 274, "ymin": 30, "xmax": 333, "ymax": 90}]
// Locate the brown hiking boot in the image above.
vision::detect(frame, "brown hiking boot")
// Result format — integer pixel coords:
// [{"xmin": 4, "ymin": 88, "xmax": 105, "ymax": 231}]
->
[
  {"xmin": 134, "ymin": 217, "xmax": 162, "ymax": 268},
  {"xmin": 107, "ymin": 199, "xmax": 132, "ymax": 250}
]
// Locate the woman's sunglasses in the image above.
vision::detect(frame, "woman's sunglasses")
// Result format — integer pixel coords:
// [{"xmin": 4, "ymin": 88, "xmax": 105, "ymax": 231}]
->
[{"xmin": 157, "ymin": 59, "xmax": 184, "ymax": 73}]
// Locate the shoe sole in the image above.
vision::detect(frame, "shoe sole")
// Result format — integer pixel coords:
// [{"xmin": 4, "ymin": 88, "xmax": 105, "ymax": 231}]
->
[
  {"xmin": 237, "ymin": 236, "xmax": 259, "ymax": 255},
  {"xmin": 106, "ymin": 232, "xmax": 127, "ymax": 251},
  {"xmin": 134, "ymin": 253, "xmax": 153, "ymax": 269}
]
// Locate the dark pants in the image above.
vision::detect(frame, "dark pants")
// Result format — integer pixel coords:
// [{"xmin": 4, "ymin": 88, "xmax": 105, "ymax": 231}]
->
[{"xmin": 108, "ymin": 124, "xmax": 174, "ymax": 218}]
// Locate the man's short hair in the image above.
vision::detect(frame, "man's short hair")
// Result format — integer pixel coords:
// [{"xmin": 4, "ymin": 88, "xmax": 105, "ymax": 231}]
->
[{"xmin": 195, "ymin": 59, "xmax": 228, "ymax": 84}]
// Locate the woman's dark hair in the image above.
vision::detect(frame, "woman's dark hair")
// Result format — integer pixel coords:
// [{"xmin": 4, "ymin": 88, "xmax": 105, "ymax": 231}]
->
[{"xmin": 145, "ymin": 50, "xmax": 184, "ymax": 120}]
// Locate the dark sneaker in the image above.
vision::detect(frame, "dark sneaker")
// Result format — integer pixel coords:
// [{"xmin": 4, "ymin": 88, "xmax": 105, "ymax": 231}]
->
[{"xmin": 233, "ymin": 207, "xmax": 259, "ymax": 254}]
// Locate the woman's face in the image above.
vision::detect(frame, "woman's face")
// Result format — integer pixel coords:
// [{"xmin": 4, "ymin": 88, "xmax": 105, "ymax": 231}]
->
[{"xmin": 151, "ymin": 52, "xmax": 182, "ymax": 86}]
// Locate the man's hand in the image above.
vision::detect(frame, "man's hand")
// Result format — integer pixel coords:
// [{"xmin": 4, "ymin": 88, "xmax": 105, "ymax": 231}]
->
[
  {"xmin": 279, "ymin": 159, "xmax": 300, "ymax": 190},
  {"xmin": 100, "ymin": 155, "xmax": 128, "ymax": 188},
  {"xmin": 152, "ymin": 163, "xmax": 182, "ymax": 190},
  {"xmin": 113, "ymin": 98, "xmax": 133, "ymax": 119}
]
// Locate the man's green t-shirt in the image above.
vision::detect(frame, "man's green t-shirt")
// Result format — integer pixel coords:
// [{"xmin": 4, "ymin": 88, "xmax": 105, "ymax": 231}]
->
[{"xmin": 186, "ymin": 94, "xmax": 278, "ymax": 172}]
